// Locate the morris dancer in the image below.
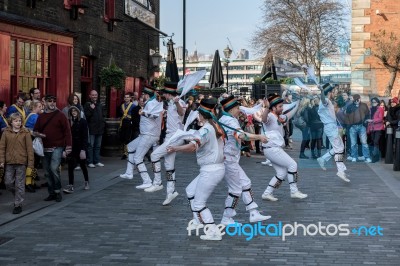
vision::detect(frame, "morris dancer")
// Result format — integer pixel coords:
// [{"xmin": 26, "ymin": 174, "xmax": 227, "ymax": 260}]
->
[
  {"xmin": 145, "ymin": 82, "xmax": 187, "ymax": 206},
  {"xmin": 261, "ymin": 95, "xmax": 308, "ymax": 201},
  {"xmin": 167, "ymin": 98, "xmax": 225, "ymax": 241},
  {"xmin": 119, "ymin": 85, "xmax": 164, "ymax": 189},
  {"xmin": 219, "ymin": 96, "xmax": 271, "ymax": 225},
  {"xmin": 317, "ymin": 83, "xmax": 349, "ymax": 182}
]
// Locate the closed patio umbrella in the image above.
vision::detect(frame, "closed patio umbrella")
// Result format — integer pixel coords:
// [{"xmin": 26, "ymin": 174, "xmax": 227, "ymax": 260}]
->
[
  {"xmin": 165, "ymin": 39, "xmax": 180, "ymax": 82},
  {"xmin": 208, "ymin": 50, "xmax": 224, "ymax": 88}
]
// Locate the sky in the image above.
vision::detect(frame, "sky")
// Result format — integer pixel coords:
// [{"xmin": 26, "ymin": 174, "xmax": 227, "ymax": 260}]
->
[
  {"xmin": 159, "ymin": 0, "xmax": 352, "ymax": 60},
  {"xmin": 159, "ymin": 0, "xmax": 265, "ymax": 59}
]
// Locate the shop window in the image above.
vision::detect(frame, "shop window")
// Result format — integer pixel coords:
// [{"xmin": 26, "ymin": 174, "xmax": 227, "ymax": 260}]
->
[
  {"xmin": 80, "ymin": 56, "xmax": 93, "ymax": 79},
  {"xmin": 10, "ymin": 40, "xmax": 49, "ymax": 94}
]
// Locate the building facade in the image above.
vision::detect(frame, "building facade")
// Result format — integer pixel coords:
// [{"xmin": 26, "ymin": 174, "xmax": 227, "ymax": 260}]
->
[
  {"xmin": 167, "ymin": 55, "xmax": 349, "ymax": 95},
  {"xmin": 351, "ymin": 0, "xmax": 400, "ymax": 97},
  {"xmin": 0, "ymin": 0, "xmax": 162, "ymax": 113}
]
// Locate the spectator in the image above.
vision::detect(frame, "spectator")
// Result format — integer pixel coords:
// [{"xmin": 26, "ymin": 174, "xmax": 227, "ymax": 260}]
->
[
  {"xmin": 84, "ymin": 90, "xmax": 105, "ymax": 168},
  {"xmin": 6, "ymin": 93, "xmax": 27, "ymax": 122},
  {"xmin": 63, "ymin": 106, "xmax": 90, "ymax": 194},
  {"xmin": 380, "ymin": 100, "xmax": 388, "ymax": 119},
  {"xmin": 118, "ymin": 92, "xmax": 135, "ymax": 158},
  {"xmin": 24, "ymin": 100, "xmax": 43, "ymax": 193},
  {"xmin": 29, "ymin": 87, "xmax": 41, "ymax": 101},
  {"xmin": 0, "ymin": 101, "xmax": 8, "ymax": 136},
  {"xmin": 132, "ymin": 92, "xmax": 139, "ymax": 106},
  {"xmin": 252, "ymin": 99, "xmax": 264, "ymax": 154},
  {"xmin": 387, "ymin": 97, "xmax": 400, "ymax": 132},
  {"xmin": 297, "ymin": 98, "xmax": 311, "ymax": 159},
  {"xmin": 365, "ymin": 97, "xmax": 384, "ymax": 163},
  {"xmin": 33, "ymin": 95, "xmax": 72, "ymax": 202},
  {"xmin": 24, "ymin": 100, "xmax": 42, "ymax": 130},
  {"xmin": 345, "ymin": 94, "xmax": 371, "ymax": 162},
  {"xmin": 130, "ymin": 96, "xmax": 144, "ymax": 141},
  {"xmin": 62, "ymin": 93, "xmax": 85, "ymax": 119},
  {"xmin": 0, "ymin": 113, "xmax": 34, "ymax": 214},
  {"xmin": 183, "ymin": 96, "xmax": 195, "ymax": 124},
  {"xmin": 308, "ymin": 96, "xmax": 324, "ymax": 159}
]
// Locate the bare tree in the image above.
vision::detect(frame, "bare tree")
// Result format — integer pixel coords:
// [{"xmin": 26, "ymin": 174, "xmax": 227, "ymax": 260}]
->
[
  {"xmin": 251, "ymin": 0, "xmax": 347, "ymax": 81},
  {"xmin": 370, "ymin": 30, "xmax": 400, "ymax": 96}
]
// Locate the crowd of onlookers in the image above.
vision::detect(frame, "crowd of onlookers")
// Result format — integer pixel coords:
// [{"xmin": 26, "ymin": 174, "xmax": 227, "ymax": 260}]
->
[
  {"xmin": 1, "ymin": 85, "xmax": 399, "ymax": 215},
  {"xmin": 0, "ymin": 88, "xmax": 109, "ymax": 214},
  {"xmin": 295, "ymin": 90, "xmax": 400, "ymax": 163}
]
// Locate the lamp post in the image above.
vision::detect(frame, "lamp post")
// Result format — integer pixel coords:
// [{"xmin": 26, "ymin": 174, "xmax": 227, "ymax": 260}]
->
[
  {"xmin": 148, "ymin": 48, "xmax": 162, "ymax": 81},
  {"xmin": 223, "ymin": 45, "xmax": 233, "ymax": 91}
]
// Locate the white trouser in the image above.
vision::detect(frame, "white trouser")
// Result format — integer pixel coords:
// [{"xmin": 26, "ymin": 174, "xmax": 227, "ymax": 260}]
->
[
  {"xmin": 264, "ymin": 146, "xmax": 299, "ymax": 194},
  {"xmin": 186, "ymin": 163, "xmax": 225, "ymax": 224},
  {"xmin": 126, "ymin": 134, "xmax": 159, "ymax": 184},
  {"xmin": 321, "ymin": 124, "xmax": 347, "ymax": 173},
  {"xmin": 222, "ymin": 161, "xmax": 258, "ymax": 218},
  {"xmin": 150, "ymin": 134, "xmax": 184, "ymax": 192}
]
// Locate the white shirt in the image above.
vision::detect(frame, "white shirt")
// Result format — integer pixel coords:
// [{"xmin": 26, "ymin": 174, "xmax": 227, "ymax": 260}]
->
[
  {"xmin": 166, "ymin": 99, "xmax": 186, "ymax": 135},
  {"xmin": 195, "ymin": 122, "xmax": 224, "ymax": 166},
  {"xmin": 262, "ymin": 112, "xmax": 287, "ymax": 137},
  {"xmin": 140, "ymin": 98, "xmax": 163, "ymax": 137},
  {"xmin": 318, "ymin": 99, "xmax": 336, "ymax": 126},
  {"xmin": 219, "ymin": 114, "xmax": 242, "ymax": 163}
]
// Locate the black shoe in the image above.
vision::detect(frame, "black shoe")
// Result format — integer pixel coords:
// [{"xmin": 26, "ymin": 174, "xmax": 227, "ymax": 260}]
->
[
  {"xmin": 55, "ymin": 193, "xmax": 62, "ymax": 202},
  {"xmin": 41, "ymin": 182, "xmax": 48, "ymax": 187},
  {"xmin": 33, "ymin": 184, "xmax": 40, "ymax": 189},
  {"xmin": 34, "ymin": 175, "xmax": 41, "ymax": 181},
  {"xmin": 44, "ymin": 194, "xmax": 56, "ymax": 201},
  {"xmin": 25, "ymin": 184, "xmax": 36, "ymax": 193},
  {"xmin": 299, "ymin": 154, "xmax": 309, "ymax": 159},
  {"xmin": 12, "ymin": 206, "xmax": 22, "ymax": 214}
]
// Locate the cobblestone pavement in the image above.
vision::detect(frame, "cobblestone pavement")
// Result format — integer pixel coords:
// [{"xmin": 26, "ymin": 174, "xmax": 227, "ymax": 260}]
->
[{"xmin": 0, "ymin": 137, "xmax": 399, "ymax": 265}]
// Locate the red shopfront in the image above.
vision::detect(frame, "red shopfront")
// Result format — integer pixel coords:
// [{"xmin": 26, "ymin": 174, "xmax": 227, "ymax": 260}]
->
[{"xmin": 0, "ymin": 20, "xmax": 74, "ymax": 109}]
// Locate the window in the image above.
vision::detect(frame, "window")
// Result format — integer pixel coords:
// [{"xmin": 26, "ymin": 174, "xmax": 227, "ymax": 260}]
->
[
  {"xmin": 80, "ymin": 56, "xmax": 93, "ymax": 79},
  {"xmin": 104, "ymin": 0, "xmax": 115, "ymax": 21},
  {"xmin": 10, "ymin": 40, "xmax": 49, "ymax": 93}
]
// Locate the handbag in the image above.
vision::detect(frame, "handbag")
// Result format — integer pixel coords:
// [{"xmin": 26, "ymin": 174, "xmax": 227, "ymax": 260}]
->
[
  {"xmin": 33, "ymin": 137, "xmax": 44, "ymax": 156},
  {"xmin": 293, "ymin": 114, "xmax": 306, "ymax": 129}
]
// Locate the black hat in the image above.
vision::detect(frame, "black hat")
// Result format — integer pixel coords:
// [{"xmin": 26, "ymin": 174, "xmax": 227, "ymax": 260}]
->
[
  {"xmin": 220, "ymin": 95, "xmax": 240, "ymax": 112},
  {"xmin": 267, "ymin": 94, "xmax": 284, "ymax": 109},
  {"xmin": 322, "ymin": 83, "xmax": 335, "ymax": 95},
  {"xmin": 143, "ymin": 85, "xmax": 156, "ymax": 96},
  {"xmin": 199, "ymin": 97, "xmax": 218, "ymax": 113},
  {"xmin": 162, "ymin": 81, "xmax": 178, "ymax": 95},
  {"xmin": 44, "ymin": 94, "xmax": 57, "ymax": 101}
]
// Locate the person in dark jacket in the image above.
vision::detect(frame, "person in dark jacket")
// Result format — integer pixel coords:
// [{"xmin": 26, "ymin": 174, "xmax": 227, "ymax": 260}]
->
[
  {"xmin": 63, "ymin": 106, "xmax": 89, "ymax": 193},
  {"xmin": 83, "ymin": 90, "xmax": 105, "ymax": 168},
  {"xmin": 130, "ymin": 97, "xmax": 144, "ymax": 140},
  {"xmin": 308, "ymin": 96, "xmax": 324, "ymax": 159},
  {"xmin": 387, "ymin": 97, "xmax": 400, "ymax": 132},
  {"xmin": 297, "ymin": 98, "xmax": 311, "ymax": 159}
]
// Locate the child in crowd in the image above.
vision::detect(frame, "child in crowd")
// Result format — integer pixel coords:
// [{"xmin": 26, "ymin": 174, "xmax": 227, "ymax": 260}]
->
[{"xmin": 0, "ymin": 113, "xmax": 34, "ymax": 214}]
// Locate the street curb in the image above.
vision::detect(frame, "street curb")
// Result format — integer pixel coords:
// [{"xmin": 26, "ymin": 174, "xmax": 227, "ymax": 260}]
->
[
  {"xmin": 367, "ymin": 161, "xmax": 400, "ymax": 199},
  {"xmin": 0, "ymin": 167, "xmax": 125, "ymax": 234}
]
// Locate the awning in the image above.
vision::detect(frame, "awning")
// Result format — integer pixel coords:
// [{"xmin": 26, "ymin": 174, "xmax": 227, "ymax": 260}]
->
[{"xmin": 0, "ymin": 12, "xmax": 76, "ymax": 37}]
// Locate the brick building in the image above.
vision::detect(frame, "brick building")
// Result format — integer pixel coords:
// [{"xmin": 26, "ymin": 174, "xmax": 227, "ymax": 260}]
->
[
  {"xmin": 0, "ymin": 0, "xmax": 163, "ymax": 115},
  {"xmin": 351, "ymin": 0, "xmax": 400, "ymax": 98}
]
